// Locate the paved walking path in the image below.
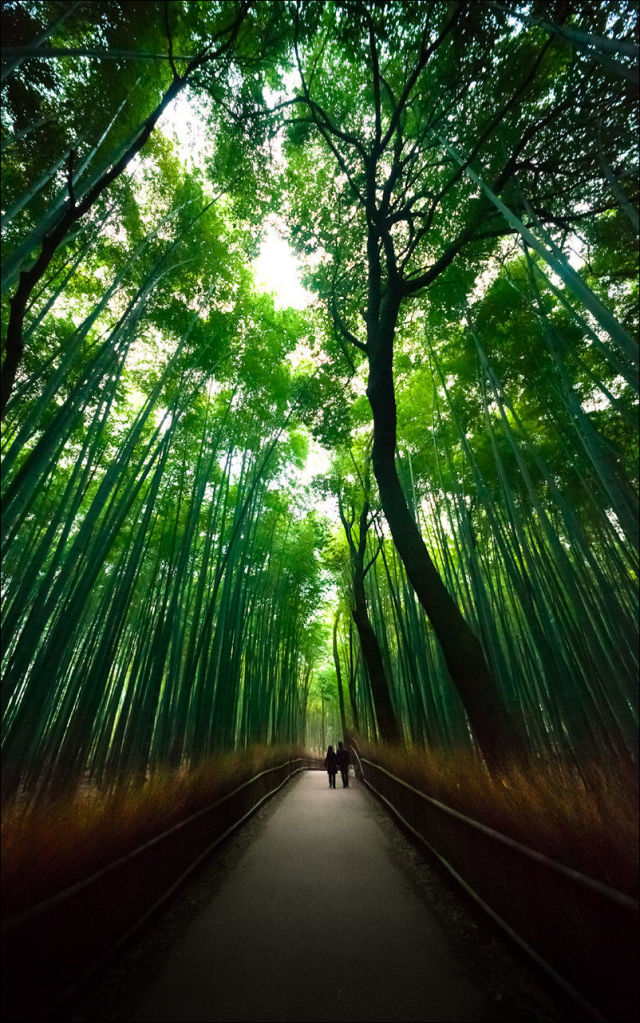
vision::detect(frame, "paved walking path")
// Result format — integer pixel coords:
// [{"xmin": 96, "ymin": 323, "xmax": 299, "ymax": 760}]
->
[{"xmin": 117, "ymin": 770, "xmax": 546, "ymax": 1022}]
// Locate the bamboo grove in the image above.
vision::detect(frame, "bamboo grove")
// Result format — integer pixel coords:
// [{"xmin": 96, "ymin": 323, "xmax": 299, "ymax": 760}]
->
[{"xmin": 1, "ymin": 1, "xmax": 638, "ymax": 801}]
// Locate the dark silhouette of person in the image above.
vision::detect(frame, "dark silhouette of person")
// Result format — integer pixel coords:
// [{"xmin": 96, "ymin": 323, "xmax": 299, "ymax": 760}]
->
[
  {"xmin": 335, "ymin": 741, "xmax": 350, "ymax": 787},
  {"xmin": 324, "ymin": 745, "xmax": 338, "ymax": 788}
]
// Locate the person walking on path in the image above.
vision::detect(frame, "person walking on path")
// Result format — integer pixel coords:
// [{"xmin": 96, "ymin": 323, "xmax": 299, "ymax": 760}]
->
[
  {"xmin": 336, "ymin": 741, "xmax": 350, "ymax": 788},
  {"xmin": 324, "ymin": 745, "xmax": 337, "ymax": 788}
]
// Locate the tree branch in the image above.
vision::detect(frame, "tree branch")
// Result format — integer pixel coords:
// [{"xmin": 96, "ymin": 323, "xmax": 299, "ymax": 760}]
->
[
  {"xmin": 379, "ymin": 3, "xmax": 462, "ymax": 153},
  {"xmin": 0, "ymin": 45, "xmax": 198, "ymax": 63},
  {"xmin": 330, "ymin": 295, "xmax": 368, "ymax": 353},
  {"xmin": 403, "ymin": 37, "xmax": 555, "ymax": 270},
  {"xmin": 164, "ymin": 1, "xmax": 179, "ymax": 78},
  {"xmin": 363, "ymin": 533, "xmax": 384, "ymax": 578},
  {"xmin": 66, "ymin": 149, "xmax": 77, "ymax": 209},
  {"xmin": 365, "ymin": 9, "xmax": 382, "ymax": 149}
]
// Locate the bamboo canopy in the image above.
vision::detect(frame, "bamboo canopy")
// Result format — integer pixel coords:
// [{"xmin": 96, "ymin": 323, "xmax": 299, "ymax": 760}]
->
[{"xmin": 1, "ymin": 1, "xmax": 637, "ymax": 802}]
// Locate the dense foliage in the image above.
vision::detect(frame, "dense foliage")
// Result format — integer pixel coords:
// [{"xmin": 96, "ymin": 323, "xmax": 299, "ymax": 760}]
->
[{"xmin": 1, "ymin": 1, "xmax": 637, "ymax": 801}]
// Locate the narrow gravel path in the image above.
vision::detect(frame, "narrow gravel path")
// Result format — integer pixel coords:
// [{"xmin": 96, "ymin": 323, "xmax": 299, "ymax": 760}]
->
[
  {"xmin": 68, "ymin": 770, "xmax": 562, "ymax": 1023},
  {"xmin": 131, "ymin": 770, "xmax": 486, "ymax": 1021}
]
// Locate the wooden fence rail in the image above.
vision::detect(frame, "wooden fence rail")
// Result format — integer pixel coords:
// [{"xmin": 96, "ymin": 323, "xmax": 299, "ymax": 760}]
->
[
  {"xmin": 2, "ymin": 757, "xmax": 317, "ymax": 1021},
  {"xmin": 349, "ymin": 745, "xmax": 638, "ymax": 1023}
]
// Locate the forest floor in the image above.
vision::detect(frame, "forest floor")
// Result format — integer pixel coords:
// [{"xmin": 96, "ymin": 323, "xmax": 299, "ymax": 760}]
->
[{"xmin": 66, "ymin": 770, "xmax": 567, "ymax": 1023}]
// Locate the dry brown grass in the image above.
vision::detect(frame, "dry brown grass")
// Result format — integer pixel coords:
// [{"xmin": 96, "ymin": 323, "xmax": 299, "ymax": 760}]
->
[
  {"xmin": 1, "ymin": 744, "xmax": 305, "ymax": 917},
  {"xmin": 3, "ymin": 742, "xmax": 636, "ymax": 920},
  {"xmin": 356, "ymin": 739, "xmax": 639, "ymax": 896}
]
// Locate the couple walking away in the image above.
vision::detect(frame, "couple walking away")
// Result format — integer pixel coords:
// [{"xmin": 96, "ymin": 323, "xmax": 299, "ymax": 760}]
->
[{"xmin": 324, "ymin": 741, "xmax": 350, "ymax": 788}]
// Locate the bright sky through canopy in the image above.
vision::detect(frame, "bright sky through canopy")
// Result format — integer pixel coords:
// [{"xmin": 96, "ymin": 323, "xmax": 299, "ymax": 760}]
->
[
  {"xmin": 160, "ymin": 94, "xmax": 310, "ymax": 311},
  {"xmin": 254, "ymin": 225, "xmax": 311, "ymax": 309}
]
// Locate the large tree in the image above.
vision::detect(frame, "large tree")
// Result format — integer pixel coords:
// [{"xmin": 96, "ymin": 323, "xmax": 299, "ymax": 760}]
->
[
  {"xmin": 334, "ymin": 453, "xmax": 401, "ymax": 744},
  {"xmin": 276, "ymin": 0, "xmax": 637, "ymax": 767}
]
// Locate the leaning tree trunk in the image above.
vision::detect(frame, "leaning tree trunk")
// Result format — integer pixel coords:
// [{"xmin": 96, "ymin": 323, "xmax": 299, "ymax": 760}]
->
[
  {"xmin": 350, "ymin": 549, "xmax": 402, "ymax": 746},
  {"xmin": 347, "ymin": 623, "xmax": 360, "ymax": 734},
  {"xmin": 338, "ymin": 492, "xmax": 402, "ymax": 745},
  {"xmin": 0, "ymin": 71, "xmax": 187, "ymax": 417},
  {"xmin": 333, "ymin": 611, "xmax": 348, "ymax": 741},
  {"xmin": 1, "ymin": 5, "xmax": 249, "ymax": 417},
  {"xmin": 366, "ymin": 291, "xmax": 526, "ymax": 769},
  {"xmin": 350, "ymin": 603, "xmax": 401, "ymax": 745}
]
